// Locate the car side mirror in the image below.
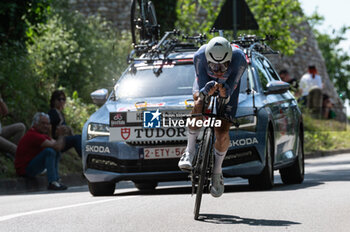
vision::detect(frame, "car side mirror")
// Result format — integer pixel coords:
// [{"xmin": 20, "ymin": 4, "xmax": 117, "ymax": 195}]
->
[
  {"xmin": 264, "ymin": 81, "xmax": 290, "ymax": 95},
  {"xmin": 91, "ymin": 88, "xmax": 108, "ymax": 106}
]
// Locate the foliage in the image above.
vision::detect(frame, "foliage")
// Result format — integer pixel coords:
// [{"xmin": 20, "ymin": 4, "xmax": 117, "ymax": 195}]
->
[
  {"xmin": 307, "ymin": 10, "xmax": 350, "ymax": 101},
  {"xmin": 27, "ymin": 3, "xmax": 132, "ymax": 102},
  {"xmin": 175, "ymin": 0, "xmax": 305, "ymax": 55},
  {"xmin": 153, "ymin": 0, "xmax": 177, "ymax": 35},
  {"xmin": 0, "ymin": 0, "xmax": 52, "ymax": 45},
  {"xmin": 175, "ymin": 0, "xmax": 223, "ymax": 37},
  {"xmin": 245, "ymin": 0, "xmax": 305, "ymax": 55},
  {"xmin": 315, "ymin": 29, "xmax": 350, "ymax": 100},
  {"xmin": 63, "ymin": 92, "xmax": 98, "ymax": 135},
  {"xmin": 303, "ymin": 112, "xmax": 350, "ymax": 153},
  {"xmin": 0, "ymin": 155, "xmax": 16, "ymax": 178},
  {"xmin": 0, "ymin": 43, "xmax": 48, "ymax": 127},
  {"xmin": 1, "ymin": 0, "xmax": 132, "ymax": 130}
]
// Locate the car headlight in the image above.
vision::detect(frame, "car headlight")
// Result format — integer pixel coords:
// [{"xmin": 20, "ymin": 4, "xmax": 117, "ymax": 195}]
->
[
  {"xmin": 87, "ymin": 123, "xmax": 110, "ymax": 140},
  {"xmin": 230, "ymin": 115, "xmax": 257, "ymax": 131}
]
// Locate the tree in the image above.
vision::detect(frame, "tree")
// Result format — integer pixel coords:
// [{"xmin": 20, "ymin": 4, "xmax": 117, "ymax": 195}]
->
[
  {"xmin": 308, "ymin": 11, "xmax": 350, "ymax": 101},
  {"xmin": 175, "ymin": 0, "xmax": 305, "ymax": 55},
  {"xmin": 153, "ymin": 0, "xmax": 177, "ymax": 35},
  {"xmin": 245, "ymin": 0, "xmax": 305, "ymax": 55},
  {"xmin": 315, "ymin": 27, "xmax": 350, "ymax": 100},
  {"xmin": 0, "ymin": 0, "xmax": 51, "ymax": 45}
]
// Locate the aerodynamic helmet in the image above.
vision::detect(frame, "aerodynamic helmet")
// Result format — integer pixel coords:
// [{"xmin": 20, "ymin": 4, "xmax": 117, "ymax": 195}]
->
[{"xmin": 205, "ymin": 36, "xmax": 232, "ymax": 64}]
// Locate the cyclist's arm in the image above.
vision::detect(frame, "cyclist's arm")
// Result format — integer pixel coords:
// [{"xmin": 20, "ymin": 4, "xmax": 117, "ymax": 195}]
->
[
  {"xmin": 194, "ymin": 52, "xmax": 211, "ymax": 92},
  {"xmin": 224, "ymin": 49, "xmax": 247, "ymax": 96}
]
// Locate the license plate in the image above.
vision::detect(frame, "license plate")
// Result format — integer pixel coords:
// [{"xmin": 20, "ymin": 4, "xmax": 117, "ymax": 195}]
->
[{"xmin": 142, "ymin": 146, "xmax": 186, "ymax": 160}]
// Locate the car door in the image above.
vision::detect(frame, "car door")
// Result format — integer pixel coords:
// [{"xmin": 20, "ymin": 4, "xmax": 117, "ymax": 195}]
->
[
  {"xmin": 253, "ymin": 55, "xmax": 290, "ymax": 163},
  {"xmin": 261, "ymin": 57, "xmax": 298, "ymax": 159}
]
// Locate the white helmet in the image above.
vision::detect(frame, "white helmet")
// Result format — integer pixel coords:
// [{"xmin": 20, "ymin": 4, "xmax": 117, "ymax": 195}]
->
[{"xmin": 205, "ymin": 37, "xmax": 232, "ymax": 64}]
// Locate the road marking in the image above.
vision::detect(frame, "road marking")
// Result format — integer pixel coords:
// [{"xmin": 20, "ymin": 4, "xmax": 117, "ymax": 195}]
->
[{"xmin": 0, "ymin": 196, "xmax": 136, "ymax": 222}]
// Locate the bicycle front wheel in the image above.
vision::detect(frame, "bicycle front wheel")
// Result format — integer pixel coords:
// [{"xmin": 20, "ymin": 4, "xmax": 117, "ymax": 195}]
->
[{"xmin": 194, "ymin": 128, "xmax": 212, "ymax": 220}]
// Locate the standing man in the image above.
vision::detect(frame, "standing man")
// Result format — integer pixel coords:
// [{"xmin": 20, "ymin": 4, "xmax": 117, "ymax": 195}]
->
[
  {"xmin": 178, "ymin": 37, "xmax": 247, "ymax": 197},
  {"xmin": 15, "ymin": 112, "xmax": 67, "ymax": 190},
  {"xmin": 0, "ymin": 93, "xmax": 25, "ymax": 160}
]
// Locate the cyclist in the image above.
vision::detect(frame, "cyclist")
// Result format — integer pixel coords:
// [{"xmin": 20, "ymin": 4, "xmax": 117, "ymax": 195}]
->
[{"xmin": 178, "ymin": 36, "xmax": 247, "ymax": 197}]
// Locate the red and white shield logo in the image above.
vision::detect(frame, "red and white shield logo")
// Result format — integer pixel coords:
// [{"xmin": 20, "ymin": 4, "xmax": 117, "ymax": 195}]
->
[{"xmin": 121, "ymin": 128, "xmax": 130, "ymax": 140}]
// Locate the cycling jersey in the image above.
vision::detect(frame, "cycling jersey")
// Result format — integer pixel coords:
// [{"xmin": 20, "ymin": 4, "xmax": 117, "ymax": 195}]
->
[{"xmin": 192, "ymin": 44, "xmax": 247, "ymax": 118}]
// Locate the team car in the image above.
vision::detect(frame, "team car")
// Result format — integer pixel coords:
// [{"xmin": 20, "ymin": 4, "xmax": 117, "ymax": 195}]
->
[{"xmin": 82, "ymin": 34, "xmax": 304, "ymax": 196}]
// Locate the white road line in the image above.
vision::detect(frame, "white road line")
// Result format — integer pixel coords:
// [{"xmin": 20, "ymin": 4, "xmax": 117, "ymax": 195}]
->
[{"xmin": 0, "ymin": 196, "xmax": 136, "ymax": 222}]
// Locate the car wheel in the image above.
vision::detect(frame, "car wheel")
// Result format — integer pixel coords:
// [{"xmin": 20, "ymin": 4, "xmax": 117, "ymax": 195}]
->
[
  {"xmin": 249, "ymin": 130, "xmax": 274, "ymax": 190},
  {"xmin": 279, "ymin": 130, "xmax": 305, "ymax": 184},
  {"xmin": 88, "ymin": 181, "xmax": 115, "ymax": 196},
  {"xmin": 134, "ymin": 181, "xmax": 158, "ymax": 191}
]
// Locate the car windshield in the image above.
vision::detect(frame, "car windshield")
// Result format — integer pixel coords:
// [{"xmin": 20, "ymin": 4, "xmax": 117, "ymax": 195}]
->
[
  {"xmin": 114, "ymin": 63, "xmax": 253, "ymax": 99},
  {"xmin": 115, "ymin": 64, "xmax": 195, "ymax": 99}
]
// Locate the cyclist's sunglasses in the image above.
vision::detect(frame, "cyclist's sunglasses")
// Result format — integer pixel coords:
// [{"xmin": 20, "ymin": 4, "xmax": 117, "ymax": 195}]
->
[{"xmin": 208, "ymin": 61, "xmax": 230, "ymax": 73}]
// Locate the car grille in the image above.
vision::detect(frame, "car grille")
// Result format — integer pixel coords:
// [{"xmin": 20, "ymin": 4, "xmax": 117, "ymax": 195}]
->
[
  {"xmin": 126, "ymin": 140, "xmax": 187, "ymax": 146},
  {"xmin": 86, "ymin": 154, "xmax": 181, "ymax": 173},
  {"xmin": 223, "ymin": 147, "xmax": 260, "ymax": 167}
]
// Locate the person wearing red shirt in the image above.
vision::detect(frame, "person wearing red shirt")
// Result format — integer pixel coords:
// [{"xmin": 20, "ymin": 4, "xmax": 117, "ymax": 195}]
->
[{"xmin": 15, "ymin": 112, "xmax": 67, "ymax": 190}]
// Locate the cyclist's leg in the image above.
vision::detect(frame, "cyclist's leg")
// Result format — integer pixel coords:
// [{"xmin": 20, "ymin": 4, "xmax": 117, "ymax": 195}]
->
[
  {"xmin": 178, "ymin": 92, "xmax": 204, "ymax": 170},
  {"xmin": 210, "ymin": 121, "xmax": 232, "ymax": 197},
  {"xmin": 213, "ymin": 120, "xmax": 232, "ymax": 174}
]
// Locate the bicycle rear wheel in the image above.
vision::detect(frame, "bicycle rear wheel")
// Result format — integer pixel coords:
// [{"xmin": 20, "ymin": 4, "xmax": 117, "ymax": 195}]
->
[
  {"xmin": 194, "ymin": 128, "xmax": 212, "ymax": 220},
  {"xmin": 130, "ymin": 0, "xmax": 158, "ymax": 46}
]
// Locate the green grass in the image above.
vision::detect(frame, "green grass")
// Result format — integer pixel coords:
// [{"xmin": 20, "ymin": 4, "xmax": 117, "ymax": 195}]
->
[
  {"xmin": 0, "ymin": 150, "xmax": 82, "ymax": 179},
  {"xmin": 303, "ymin": 112, "xmax": 350, "ymax": 154}
]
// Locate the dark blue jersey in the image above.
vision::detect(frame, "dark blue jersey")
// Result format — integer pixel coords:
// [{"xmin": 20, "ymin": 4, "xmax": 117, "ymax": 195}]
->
[
  {"xmin": 192, "ymin": 44, "xmax": 247, "ymax": 119},
  {"xmin": 192, "ymin": 44, "xmax": 247, "ymax": 96}
]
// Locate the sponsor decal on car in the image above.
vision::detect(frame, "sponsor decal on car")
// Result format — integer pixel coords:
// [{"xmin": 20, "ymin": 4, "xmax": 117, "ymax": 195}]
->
[
  {"xmin": 110, "ymin": 127, "xmax": 187, "ymax": 142},
  {"xmin": 109, "ymin": 109, "xmax": 223, "ymax": 142},
  {"xmin": 121, "ymin": 128, "xmax": 131, "ymax": 140},
  {"xmin": 85, "ymin": 145, "xmax": 111, "ymax": 153},
  {"xmin": 230, "ymin": 137, "xmax": 258, "ymax": 147}
]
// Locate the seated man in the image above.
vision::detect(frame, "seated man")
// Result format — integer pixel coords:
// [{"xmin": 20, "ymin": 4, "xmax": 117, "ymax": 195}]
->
[
  {"xmin": 299, "ymin": 65, "xmax": 323, "ymax": 105},
  {"xmin": 15, "ymin": 112, "xmax": 67, "ymax": 190},
  {"xmin": 0, "ymin": 94, "xmax": 25, "ymax": 159}
]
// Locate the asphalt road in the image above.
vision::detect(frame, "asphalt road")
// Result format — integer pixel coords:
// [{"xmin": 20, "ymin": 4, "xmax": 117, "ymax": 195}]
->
[{"xmin": 1, "ymin": 153, "xmax": 350, "ymax": 232}]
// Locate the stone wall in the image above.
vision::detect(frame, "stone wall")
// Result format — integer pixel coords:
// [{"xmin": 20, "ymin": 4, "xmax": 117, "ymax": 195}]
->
[{"xmin": 68, "ymin": 0, "xmax": 132, "ymax": 31}]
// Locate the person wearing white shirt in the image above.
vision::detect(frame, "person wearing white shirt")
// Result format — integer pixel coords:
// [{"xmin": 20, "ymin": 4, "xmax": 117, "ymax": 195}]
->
[{"xmin": 299, "ymin": 65, "xmax": 323, "ymax": 105}]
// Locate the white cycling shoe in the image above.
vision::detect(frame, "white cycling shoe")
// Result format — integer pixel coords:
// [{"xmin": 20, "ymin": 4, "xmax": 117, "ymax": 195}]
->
[
  {"xmin": 178, "ymin": 152, "xmax": 194, "ymax": 172},
  {"xmin": 210, "ymin": 173, "xmax": 224, "ymax": 198}
]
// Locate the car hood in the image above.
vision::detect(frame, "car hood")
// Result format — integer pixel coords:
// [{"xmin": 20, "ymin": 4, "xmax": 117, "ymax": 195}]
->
[
  {"xmin": 88, "ymin": 95, "xmax": 194, "ymax": 124},
  {"xmin": 88, "ymin": 93, "xmax": 256, "ymax": 124}
]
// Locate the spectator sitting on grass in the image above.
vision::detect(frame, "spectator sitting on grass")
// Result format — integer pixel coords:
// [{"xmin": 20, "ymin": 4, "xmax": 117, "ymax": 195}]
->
[
  {"xmin": 322, "ymin": 94, "xmax": 336, "ymax": 119},
  {"xmin": 48, "ymin": 90, "xmax": 81, "ymax": 157},
  {"xmin": 0, "ymin": 93, "xmax": 25, "ymax": 160},
  {"xmin": 14, "ymin": 112, "xmax": 67, "ymax": 190}
]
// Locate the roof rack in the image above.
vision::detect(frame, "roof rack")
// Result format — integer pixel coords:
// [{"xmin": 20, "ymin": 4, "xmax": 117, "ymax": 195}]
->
[
  {"xmin": 232, "ymin": 35, "xmax": 279, "ymax": 55},
  {"xmin": 127, "ymin": 29, "xmax": 207, "ymax": 63}
]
